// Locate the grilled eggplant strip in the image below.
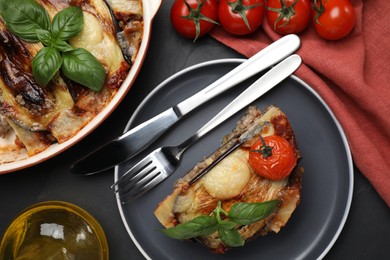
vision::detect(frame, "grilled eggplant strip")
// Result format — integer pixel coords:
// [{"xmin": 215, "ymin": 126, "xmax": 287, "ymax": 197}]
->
[
  {"xmin": 6, "ymin": 120, "xmax": 53, "ymax": 156},
  {"xmin": 155, "ymin": 106, "xmax": 303, "ymax": 252},
  {"xmin": 105, "ymin": 0, "xmax": 143, "ymax": 63},
  {"xmin": 0, "ymin": 21, "xmax": 53, "ymax": 131},
  {"xmin": 116, "ymin": 18, "xmax": 143, "ymax": 64}
]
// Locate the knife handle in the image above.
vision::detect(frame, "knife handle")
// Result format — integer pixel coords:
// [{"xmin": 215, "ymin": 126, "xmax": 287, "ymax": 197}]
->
[{"xmin": 175, "ymin": 34, "xmax": 300, "ymax": 116}]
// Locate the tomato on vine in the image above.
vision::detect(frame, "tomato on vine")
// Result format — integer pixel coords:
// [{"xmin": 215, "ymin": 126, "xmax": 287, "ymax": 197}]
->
[
  {"xmin": 218, "ymin": 0, "xmax": 265, "ymax": 36},
  {"xmin": 266, "ymin": 0, "xmax": 311, "ymax": 35},
  {"xmin": 313, "ymin": 0, "xmax": 356, "ymax": 40},
  {"xmin": 170, "ymin": 0, "xmax": 218, "ymax": 42},
  {"xmin": 248, "ymin": 135, "xmax": 297, "ymax": 180}
]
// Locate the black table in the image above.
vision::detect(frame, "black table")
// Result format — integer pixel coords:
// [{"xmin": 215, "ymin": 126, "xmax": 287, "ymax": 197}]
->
[{"xmin": 1, "ymin": 1, "xmax": 389, "ymax": 259}]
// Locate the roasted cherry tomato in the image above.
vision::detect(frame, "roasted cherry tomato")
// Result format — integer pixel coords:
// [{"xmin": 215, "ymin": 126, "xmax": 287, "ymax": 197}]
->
[
  {"xmin": 266, "ymin": 0, "xmax": 311, "ymax": 35},
  {"xmin": 170, "ymin": 0, "xmax": 218, "ymax": 41},
  {"xmin": 218, "ymin": 0, "xmax": 264, "ymax": 36},
  {"xmin": 248, "ymin": 135, "xmax": 296, "ymax": 180},
  {"xmin": 313, "ymin": 0, "xmax": 356, "ymax": 40}
]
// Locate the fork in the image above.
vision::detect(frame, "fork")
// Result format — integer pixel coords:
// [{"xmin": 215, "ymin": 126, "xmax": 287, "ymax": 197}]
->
[{"xmin": 112, "ymin": 54, "xmax": 302, "ymax": 201}]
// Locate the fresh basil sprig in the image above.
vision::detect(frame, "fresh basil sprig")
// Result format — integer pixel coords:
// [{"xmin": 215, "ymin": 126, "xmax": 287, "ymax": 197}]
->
[
  {"xmin": 0, "ymin": 0, "xmax": 106, "ymax": 91},
  {"xmin": 160, "ymin": 200, "xmax": 279, "ymax": 248}
]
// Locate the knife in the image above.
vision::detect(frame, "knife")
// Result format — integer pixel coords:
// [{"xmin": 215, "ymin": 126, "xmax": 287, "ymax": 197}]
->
[
  {"xmin": 71, "ymin": 34, "xmax": 300, "ymax": 175},
  {"xmin": 114, "ymin": 55, "xmax": 302, "ymax": 199}
]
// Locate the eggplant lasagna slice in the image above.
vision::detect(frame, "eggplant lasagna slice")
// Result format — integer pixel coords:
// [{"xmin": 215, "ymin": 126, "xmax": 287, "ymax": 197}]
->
[
  {"xmin": 155, "ymin": 105, "xmax": 303, "ymax": 253},
  {"xmin": 0, "ymin": 0, "xmax": 143, "ymax": 161}
]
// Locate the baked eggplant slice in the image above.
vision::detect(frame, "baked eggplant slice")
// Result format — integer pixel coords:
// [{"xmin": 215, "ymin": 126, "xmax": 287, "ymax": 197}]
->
[
  {"xmin": 0, "ymin": 0, "xmax": 143, "ymax": 157},
  {"xmin": 155, "ymin": 105, "xmax": 303, "ymax": 253}
]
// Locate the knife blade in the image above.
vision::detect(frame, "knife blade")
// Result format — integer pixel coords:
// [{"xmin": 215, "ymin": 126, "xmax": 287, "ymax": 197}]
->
[{"xmin": 71, "ymin": 35, "xmax": 300, "ymax": 175}]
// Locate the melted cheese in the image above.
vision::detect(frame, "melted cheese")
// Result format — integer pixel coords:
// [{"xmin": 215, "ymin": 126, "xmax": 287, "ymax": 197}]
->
[
  {"xmin": 202, "ymin": 149, "xmax": 251, "ymax": 200},
  {"xmin": 69, "ymin": 11, "xmax": 125, "ymax": 77},
  {"xmin": 71, "ymin": 12, "xmax": 104, "ymax": 48}
]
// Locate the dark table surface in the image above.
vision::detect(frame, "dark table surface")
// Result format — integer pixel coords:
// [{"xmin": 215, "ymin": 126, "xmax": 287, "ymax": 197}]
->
[{"xmin": 1, "ymin": 1, "xmax": 389, "ymax": 259}]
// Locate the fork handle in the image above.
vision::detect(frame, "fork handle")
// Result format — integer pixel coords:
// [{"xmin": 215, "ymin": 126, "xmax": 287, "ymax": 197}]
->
[{"xmin": 178, "ymin": 54, "xmax": 302, "ymax": 152}]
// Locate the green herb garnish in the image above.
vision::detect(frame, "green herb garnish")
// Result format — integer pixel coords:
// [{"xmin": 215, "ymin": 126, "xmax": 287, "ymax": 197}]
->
[
  {"xmin": 160, "ymin": 200, "xmax": 279, "ymax": 248},
  {"xmin": 0, "ymin": 0, "xmax": 106, "ymax": 91}
]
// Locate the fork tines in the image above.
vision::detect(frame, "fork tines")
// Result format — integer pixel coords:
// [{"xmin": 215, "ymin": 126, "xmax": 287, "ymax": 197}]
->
[
  {"xmin": 112, "ymin": 149, "xmax": 171, "ymax": 202},
  {"xmin": 112, "ymin": 162, "xmax": 159, "ymax": 201}
]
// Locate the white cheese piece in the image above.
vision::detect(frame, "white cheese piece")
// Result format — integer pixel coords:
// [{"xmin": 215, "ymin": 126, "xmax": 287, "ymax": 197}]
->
[
  {"xmin": 71, "ymin": 12, "xmax": 103, "ymax": 48},
  {"xmin": 69, "ymin": 11, "xmax": 124, "ymax": 77},
  {"xmin": 173, "ymin": 188, "xmax": 195, "ymax": 214},
  {"xmin": 202, "ymin": 149, "xmax": 251, "ymax": 200}
]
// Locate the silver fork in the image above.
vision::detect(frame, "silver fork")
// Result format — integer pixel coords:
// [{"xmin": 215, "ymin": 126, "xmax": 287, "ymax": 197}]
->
[{"xmin": 112, "ymin": 54, "xmax": 302, "ymax": 201}]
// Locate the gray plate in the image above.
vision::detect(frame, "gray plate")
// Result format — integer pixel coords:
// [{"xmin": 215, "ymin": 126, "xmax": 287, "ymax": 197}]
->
[{"xmin": 115, "ymin": 59, "xmax": 353, "ymax": 260}]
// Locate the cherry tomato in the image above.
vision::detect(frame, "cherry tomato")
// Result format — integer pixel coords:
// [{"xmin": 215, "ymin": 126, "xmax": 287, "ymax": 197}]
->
[
  {"xmin": 313, "ymin": 0, "xmax": 356, "ymax": 40},
  {"xmin": 248, "ymin": 135, "xmax": 297, "ymax": 180},
  {"xmin": 170, "ymin": 0, "xmax": 218, "ymax": 41},
  {"xmin": 218, "ymin": 0, "xmax": 264, "ymax": 36},
  {"xmin": 266, "ymin": 0, "xmax": 311, "ymax": 35}
]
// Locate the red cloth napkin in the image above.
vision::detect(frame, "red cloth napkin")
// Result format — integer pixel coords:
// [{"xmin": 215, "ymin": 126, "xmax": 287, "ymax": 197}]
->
[{"xmin": 210, "ymin": 0, "xmax": 390, "ymax": 206}]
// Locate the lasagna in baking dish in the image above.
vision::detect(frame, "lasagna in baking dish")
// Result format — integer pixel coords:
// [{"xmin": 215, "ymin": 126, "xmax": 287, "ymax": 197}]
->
[{"xmin": 0, "ymin": 0, "xmax": 143, "ymax": 163}]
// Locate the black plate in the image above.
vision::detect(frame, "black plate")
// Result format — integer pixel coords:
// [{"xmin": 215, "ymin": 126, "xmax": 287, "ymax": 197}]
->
[{"xmin": 115, "ymin": 59, "xmax": 353, "ymax": 260}]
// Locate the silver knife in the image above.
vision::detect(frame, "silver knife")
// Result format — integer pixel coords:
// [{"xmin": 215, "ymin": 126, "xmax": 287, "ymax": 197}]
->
[
  {"xmin": 71, "ymin": 35, "xmax": 300, "ymax": 175},
  {"xmin": 114, "ymin": 55, "xmax": 302, "ymax": 199}
]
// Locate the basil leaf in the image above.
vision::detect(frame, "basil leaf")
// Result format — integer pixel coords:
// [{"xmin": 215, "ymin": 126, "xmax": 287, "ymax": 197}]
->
[
  {"xmin": 51, "ymin": 6, "xmax": 84, "ymax": 40},
  {"xmin": 0, "ymin": 0, "xmax": 6, "ymax": 14},
  {"xmin": 218, "ymin": 227, "xmax": 245, "ymax": 247},
  {"xmin": 61, "ymin": 48, "xmax": 106, "ymax": 91},
  {"xmin": 218, "ymin": 220, "xmax": 237, "ymax": 230},
  {"xmin": 32, "ymin": 47, "xmax": 62, "ymax": 86},
  {"xmin": 36, "ymin": 29, "xmax": 55, "ymax": 47},
  {"xmin": 160, "ymin": 216, "xmax": 218, "ymax": 240},
  {"xmin": 228, "ymin": 200, "xmax": 280, "ymax": 225},
  {"xmin": 0, "ymin": 0, "xmax": 50, "ymax": 42},
  {"xmin": 52, "ymin": 40, "xmax": 75, "ymax": 52}
]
